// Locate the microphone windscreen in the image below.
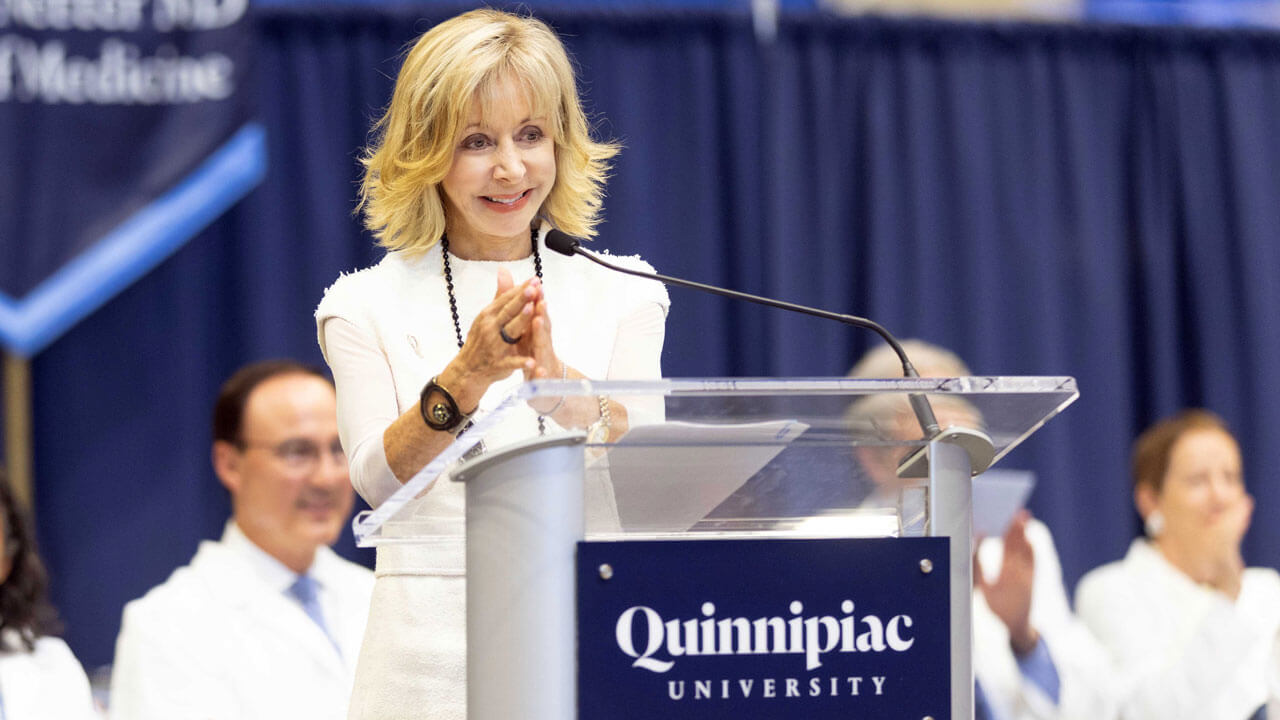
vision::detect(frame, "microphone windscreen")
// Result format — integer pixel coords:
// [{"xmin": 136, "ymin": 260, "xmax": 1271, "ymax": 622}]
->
[{"xmin": 544, "ymin": 229, "xmax": 580, "ymax": 256}]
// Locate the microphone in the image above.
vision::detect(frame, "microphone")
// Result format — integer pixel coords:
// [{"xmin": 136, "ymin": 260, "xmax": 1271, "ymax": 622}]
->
[{"xmin": 545, "ymin": 229, "xmax": 992, "ymax": 476}]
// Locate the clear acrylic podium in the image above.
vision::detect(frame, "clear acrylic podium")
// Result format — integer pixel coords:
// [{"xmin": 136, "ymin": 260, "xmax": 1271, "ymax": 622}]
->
[{"xmin": 352, "ymin": 376, "xmax": 1078, "ymax": 720}]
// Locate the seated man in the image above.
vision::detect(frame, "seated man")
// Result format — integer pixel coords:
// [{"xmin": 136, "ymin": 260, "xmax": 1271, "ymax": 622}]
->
[
  {"xmin": 847, "ymin": 340, "xmax": 1115, "ymax": 720},
  {"xmin": 110, "ymin": 360, "xmax": 374, "ymax": 720}
]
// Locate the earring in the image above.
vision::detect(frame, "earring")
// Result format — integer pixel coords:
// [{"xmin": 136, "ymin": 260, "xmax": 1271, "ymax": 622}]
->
[{"xmin": 1144, "ymin": 509, "xmax": 1165, "ymax": 538}]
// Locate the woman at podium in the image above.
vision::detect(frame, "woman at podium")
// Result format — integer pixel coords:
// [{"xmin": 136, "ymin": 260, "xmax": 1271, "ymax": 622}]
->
[
  {"xmin": 1075, "ymin": 409, "xmax": 1280, "ymax": 720},
  {"xmin": 314, "ymin": 8, "xmax": 668, "ymax": 719}
]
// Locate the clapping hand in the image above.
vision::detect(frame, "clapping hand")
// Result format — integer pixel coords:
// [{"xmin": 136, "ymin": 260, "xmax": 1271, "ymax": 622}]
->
[
  {"xmin": 518, "ymin": 291, "xmax": 567, "ymax": 414},
  {"xmin": 451, "ymin": 269, "xmax": 542, "ymax": 389},
  {"xmin": 976, "ymin": 510, "xmax": 1039, "ymax": 657}
]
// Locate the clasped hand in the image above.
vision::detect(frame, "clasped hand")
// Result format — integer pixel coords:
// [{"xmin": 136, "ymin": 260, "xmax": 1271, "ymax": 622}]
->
[{"xmin": 450, "ymin": 269, "xmax": 563, "ymax": 412}]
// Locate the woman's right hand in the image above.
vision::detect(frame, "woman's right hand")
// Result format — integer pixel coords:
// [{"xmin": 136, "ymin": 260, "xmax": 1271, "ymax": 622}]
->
[
  {"xmin": 1206, "ymin": 493, "xmax": 1253, "ymax": 599},
  {"xmin": 382, "ymin": 269, "xmax": 544, "ymax": 483},
  {"xmin": 437, "ymin": 268, "xmax": 543, "ymax": 412}
]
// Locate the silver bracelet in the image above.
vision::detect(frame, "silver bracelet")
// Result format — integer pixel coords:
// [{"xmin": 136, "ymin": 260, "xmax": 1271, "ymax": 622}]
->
[{"xmin": 587, "ymin": 395, "xmax": 611, "ymax": 443}]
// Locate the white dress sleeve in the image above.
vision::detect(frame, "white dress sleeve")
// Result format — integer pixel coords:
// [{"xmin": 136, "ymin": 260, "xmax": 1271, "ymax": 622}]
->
[
  {"xmin": 324, "ymin": 299, "xmax": 667, "ymax": 508},
  {"xmin": 604, "ymin": 291, "xmax": 668, "ymax": 428},
  {"xmin": 606, "ymin": 299, "xmax": 666, "ymax": 380},
  {"xmin": 320, "ymin": 316, "xmax": 403, "ymax": 508}
]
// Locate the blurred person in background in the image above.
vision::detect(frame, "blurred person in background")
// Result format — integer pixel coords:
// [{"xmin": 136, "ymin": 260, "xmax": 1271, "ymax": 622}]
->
[
  {"xmin": 848, "ymin": 340, "xmax": 1116, "ymax": 720},
  {"xmin": 0, "ymin": 468, "xmax": 99, "ymax": 719},
  {"xmin": 1075, "ymin": 409, "xmax": 1280, "ymax": 720},
  {"xmin": 1272, "ymin": 641, "xmax": 1280, "ymax": 718},
  {"xmin": 109, "ymin": 361, "xmax": 374, "ymax": 720}
]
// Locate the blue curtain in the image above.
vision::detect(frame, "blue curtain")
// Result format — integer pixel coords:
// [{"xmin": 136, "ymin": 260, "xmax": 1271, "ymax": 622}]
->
[{"xmin": 25, "ymin": 8, "xmax": 1280, "ymax": 667}]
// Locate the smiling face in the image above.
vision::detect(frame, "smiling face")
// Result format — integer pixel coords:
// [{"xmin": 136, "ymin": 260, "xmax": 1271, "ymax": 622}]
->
[
  {"xmin": 439, "ymin": 74, "xmax": 557, "ymax": 260},
  {"xmin": 1142, "ymin": 427, "xmax": 1249, "ymax": 553},
  {"xmin": 213, "ymin": 373, "xmax": 354, "ymax": 574}
]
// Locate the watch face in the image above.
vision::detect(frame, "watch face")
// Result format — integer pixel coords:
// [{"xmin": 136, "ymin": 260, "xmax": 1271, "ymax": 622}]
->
[{"xmin": 431, "ymin": 403, "xmax": 452, "ymax": 425}]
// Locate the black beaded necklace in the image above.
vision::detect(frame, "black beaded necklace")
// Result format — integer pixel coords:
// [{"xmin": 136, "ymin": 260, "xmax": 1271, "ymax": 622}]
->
[{"xmin": 441, "ymin": 226, "xmax": 546, "ymax": 434}]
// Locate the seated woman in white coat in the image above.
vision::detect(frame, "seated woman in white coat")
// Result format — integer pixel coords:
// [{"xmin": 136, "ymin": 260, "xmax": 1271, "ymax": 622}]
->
[
  {"xmin": 0, "ymin": 469, "xmax": 98, "ymax": 719},
  {"xmin": 1075, "ymin": 409, "xmax": 1280, "ymax": 720}
]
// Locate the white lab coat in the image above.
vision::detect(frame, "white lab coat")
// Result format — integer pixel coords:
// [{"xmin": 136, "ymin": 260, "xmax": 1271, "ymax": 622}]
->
[
  {"xmin": 1270, "ymin": 637, "xmax": 1280, "ymax": 719},
  {"xmin": 0, "ymin": 632, "xmax": 99, "ymax": 719},
  {"xmin": 975, "ymin": 518, "xmax": 1118, "ymax": 720},
  {"xmin": 109, "ymin": 522, "xmax": 374, "ymax": 720},
  {"xmin": 1075, "ymin": 538, "xmax": 1280, "ymax": 720}
]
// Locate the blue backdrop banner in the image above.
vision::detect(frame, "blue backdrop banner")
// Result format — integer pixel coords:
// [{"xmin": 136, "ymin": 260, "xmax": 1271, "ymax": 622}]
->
[
  {"xmin": 577, "ymin": 537, "xmax": 951, "ymax": 719},
  {"xmin": 0, "ymin": 0, "xmax": 262, "ymax": 355}
]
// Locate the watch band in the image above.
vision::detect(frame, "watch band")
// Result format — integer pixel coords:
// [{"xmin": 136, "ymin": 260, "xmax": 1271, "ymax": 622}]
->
[{"xmin": 420, "ymin": 376, "xmax": 474, "ymax": 435}]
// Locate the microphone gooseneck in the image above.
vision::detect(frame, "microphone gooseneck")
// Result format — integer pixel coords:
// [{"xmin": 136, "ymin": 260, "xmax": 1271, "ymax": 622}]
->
[{"xmin": 544, "ymin": 229, "xmax": 942, "ymax": 439}]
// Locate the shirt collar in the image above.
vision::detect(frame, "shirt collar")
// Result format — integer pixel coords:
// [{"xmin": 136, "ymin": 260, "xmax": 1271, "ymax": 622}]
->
[{"xmin": 222, "ymin": 519, "xmax": 323, "ymax": 595}]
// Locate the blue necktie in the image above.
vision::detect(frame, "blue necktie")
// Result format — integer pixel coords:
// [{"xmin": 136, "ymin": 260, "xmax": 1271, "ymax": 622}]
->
[
  {"xmin": 1017, "ymin": 637, "xmax": 1062, "ymax": 705},
  {"xmin": 288, "ymin": 574, "xmax": 341, "ymax": 655},
  {"xmin": 975, "ymin": 680, "xmax": 995, "ymax": 720},
  {"xmin": 975, "ymin": 639, "xmax": 1062, "ymax": 720}
]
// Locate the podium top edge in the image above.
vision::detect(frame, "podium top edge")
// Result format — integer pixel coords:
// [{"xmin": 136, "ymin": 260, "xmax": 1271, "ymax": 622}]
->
[{"xmin": 514, "ymin": 376, "xmax": 1078, "ymax": 397}]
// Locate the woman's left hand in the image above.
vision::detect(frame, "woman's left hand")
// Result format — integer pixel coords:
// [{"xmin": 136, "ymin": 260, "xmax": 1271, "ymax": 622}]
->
[
  {"xmin": 519, "ymin": 296, "xmax": 565, "ymax": 414},
  {"xmin": 515, "ymin": 297, "xmax": 628, "ymax": 438}
]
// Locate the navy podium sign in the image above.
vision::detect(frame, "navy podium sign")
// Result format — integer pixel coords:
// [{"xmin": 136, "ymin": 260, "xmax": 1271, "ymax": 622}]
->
[{"xmin": 577, "ymin": 537, "xmax": 951, "ymax": 719}]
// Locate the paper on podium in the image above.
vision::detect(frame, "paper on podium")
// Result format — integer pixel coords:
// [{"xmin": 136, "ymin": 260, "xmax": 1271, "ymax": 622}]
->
[
  {"xmin": 591, "ymin": 419, "xmax": 808, "ymax": 531},
  {"xmin": 973, "ymin": 468, "xmax": 1036, "ymax": 538}
]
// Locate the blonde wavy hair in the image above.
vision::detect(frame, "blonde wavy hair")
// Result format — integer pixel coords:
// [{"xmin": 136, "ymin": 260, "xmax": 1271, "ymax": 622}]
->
[{"xmin": 358, "ymin": 9, "xmax": 620, "ymax": 256}]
